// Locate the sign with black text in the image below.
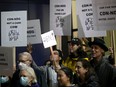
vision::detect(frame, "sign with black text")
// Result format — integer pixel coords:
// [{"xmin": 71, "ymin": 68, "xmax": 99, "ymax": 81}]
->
[
  {"xmin": 50, "ymin": 0, "xmax": 71, "ymax": 35},
  {"xmin": 41, "ymin": 30, "xmax": 57, "ymax": 48},
  {"xmin": 0, "ymin": 47, "xmax": 15, "ymax": 76},
  {"xmin": 92, "ymin": 0, "xmax": 116, "ymax": 30},
  {"xmin": 27, "ymin": 19, "xmax": 42, "ymax": 44},
  {"xmin": 1, "ymin": 11, "xmax": 27, "ymax": 47},
  {"xmin": 76, "ymin": 0, "xmax": 106, "ymax": 37}
]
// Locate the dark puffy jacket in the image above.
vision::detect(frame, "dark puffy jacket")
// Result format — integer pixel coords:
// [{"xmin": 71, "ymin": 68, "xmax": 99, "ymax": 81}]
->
[
  {"xmin": 77, "ymin": 74, "xmax": 100, "ymax": 87},
  {"xmin": 90, "ymin": 57, "xmax": 116, "ymax": 87}
]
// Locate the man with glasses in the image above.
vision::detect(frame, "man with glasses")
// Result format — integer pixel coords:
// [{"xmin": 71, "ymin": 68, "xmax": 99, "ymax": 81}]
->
[{"xmin": 11, "ymin": 52, "xmax": 47, "ymax": 87}]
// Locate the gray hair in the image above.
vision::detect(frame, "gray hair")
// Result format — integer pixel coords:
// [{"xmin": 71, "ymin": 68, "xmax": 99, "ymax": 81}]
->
[
  {"xmin": 20, "ymin": 65, "xmax": 37, "ymax": 83},
  {"xmin": 18, "ymin": 52, "xmax": 32, "ymax": 61}
]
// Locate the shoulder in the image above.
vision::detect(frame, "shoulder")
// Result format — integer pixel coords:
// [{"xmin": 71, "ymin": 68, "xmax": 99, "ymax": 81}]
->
[
  {"xmin": 86, "ymin": 74, "xmax": 100, "ymax": 87},
  {"xmin": 31, "ymin": 83, "xmax": 40, "ymax": 87},
  {"xmin": 88, "ymin": 74, "xmax": 99, "ymax": 81},
  {"xmin": 70, "ymin": 84, "xmax": 79, "ymax": 87},
  {"xmin": 101, "ymin": 58, "xmax": 114, "ymax": 69}
]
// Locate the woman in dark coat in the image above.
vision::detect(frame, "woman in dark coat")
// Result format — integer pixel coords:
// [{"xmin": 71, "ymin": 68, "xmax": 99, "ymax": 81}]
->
[
  {"xmin": 75, "ymin": 59, "xmax": 100, "ymax": 87},
  {"xmin": 57, "ymin": 67, "xmax": 78, "ymax": 87}
]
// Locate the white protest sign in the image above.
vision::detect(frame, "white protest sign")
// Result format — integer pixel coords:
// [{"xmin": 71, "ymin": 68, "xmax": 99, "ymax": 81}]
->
[
  {"xmin": 92, "ymin": 0, "xmax": 116, "ymax": 30},
  {"xmin": 41, "ymin": 30, "xmax": 57, "ymax": 48},
  {"xmin": 0, "ymin": 46, "xmax": 15, "ymax": 76},
  {"xmin": 76, "ymin": 0, "xmax": 106, "ymax": 38},
  {"xmin": 1, "ymin": 11, "xmax": 27, "ymax": 47},
  {"xmin": 77, "ymin": 15, "xmax": 86, "ymax": 37},
  {"xmin": 27, "ymin": 19, "xmax": 42, "ymax": 44},
  {"xmin": 50, "ymin": 0, "xmax": 71, "ymax": 36}
]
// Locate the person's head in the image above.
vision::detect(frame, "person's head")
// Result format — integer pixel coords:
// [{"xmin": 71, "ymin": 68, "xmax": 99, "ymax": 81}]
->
[
  {"xmin": 88, "ymin": 38, "xmax": 108, "ymax": 60},
  {"xmin": 50, "ymin": 49, "xmax": 63, "ymax": 63},
  {"xmin": 18, "ymin": 52, "xmax": 32, "ymax": 67},
  {"xmin": 0, "ymin": 75, "xmax": 10, "ymax": 84},
  {"xmin": 68, "ymin": 38, "xmax": 82, "ymax": 53},
  {"xmin": 75, "ymin": 59, "xmax": 95, "ymax": 80},
  {"xmin": 19, "ymin": 66, "xmax": 37, "ymax": 86},
  {"xmin": 57, "ymin": 67, "xmax": 73, "ymax": 87}
]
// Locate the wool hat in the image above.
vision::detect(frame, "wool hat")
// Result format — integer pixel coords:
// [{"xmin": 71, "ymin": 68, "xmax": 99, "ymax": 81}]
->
[
  {"xmin": 68, "ymin": 38, "xmax": 82, "ymax": 45},
  {"xmin": 88, "ymin": 38, "xmax": 108, "ymax": 51}
]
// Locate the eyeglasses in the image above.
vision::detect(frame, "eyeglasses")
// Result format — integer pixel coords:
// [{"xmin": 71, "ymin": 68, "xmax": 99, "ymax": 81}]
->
[{"xmin": 17, "ymin": 59, "xmax": 30, "ymax": 63}]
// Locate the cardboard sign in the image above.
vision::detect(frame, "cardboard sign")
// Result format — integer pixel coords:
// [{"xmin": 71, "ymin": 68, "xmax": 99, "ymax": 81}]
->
[
  {"xmin": 92, "ymin": 0, "xmax": 116, "ymax": 30},
  {"xmin": 76, "ymin": 0, "xmax": 106, "ymax": 37},
  {"xmin": 50, "ymin": 0, "xmax": 71, "ymax": 35},
  {"xmin": 41, "ymin": 30, "xmax": 57, "ymax": 48},
  {"xmin": 1, "ymin": 11, "xmax": 27, "ymax": 47},
  {"xmin": 0, "ymin": 46, "xmax": 15, "ymax": 77},
  {"xmin": 27, "ymin": 19, "xmax": 42, "ymax": 44}
]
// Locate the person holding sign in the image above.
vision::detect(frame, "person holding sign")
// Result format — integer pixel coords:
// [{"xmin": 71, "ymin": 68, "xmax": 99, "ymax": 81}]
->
[
  {"xmin": 47, "ymin": 49, "xmax": 64, "ymax": 87},
  {"xmin": 32, "ymin": 49, "xmax": 65, "ymax": 87},
  {"xmin": 88, "ymin": 37, "xmax": 116, "ymax": 87}
]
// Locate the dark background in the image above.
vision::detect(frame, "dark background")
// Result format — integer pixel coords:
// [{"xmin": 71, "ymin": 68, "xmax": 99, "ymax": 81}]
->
[
  {"xmin": 0, "ymin": 0, "xmax": 69, "ymax": 66},
  {"xmin": 0, "ymin": 0, "xmax": 50, "ymax": 66}
]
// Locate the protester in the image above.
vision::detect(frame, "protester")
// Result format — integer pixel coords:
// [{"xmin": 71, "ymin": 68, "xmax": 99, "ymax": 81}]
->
[
  {"xmin": 62, "ymin": 38, "xmax": 89, "ymax": 73},
  {"xmin": 32, "ymin": 49, "xmax": 64, "ymax": 87},
  {"xmin": 75, "ymin": 59, "xmax": 100, "ymax": 87},
  {"xmin": 57, "ymin": 67, "xmax": 78, "ymax": 87},
  {"xmin": 19, "ymin": 65, "xmax": 39, "ymax": 87},
  {"xmin": 11, "ymin": 52, "xmax": 44, "ymax": 87},
  {"xmin": 107, "ymin": 47, "xmax": 115, "ymax": 66},
  {"xmin": 0, "ymin": 75, "xmax": 11, "ymax": 87},
  {"xmin": 88, "ymin": 37, "xmax": 116, "ymax": 87}
]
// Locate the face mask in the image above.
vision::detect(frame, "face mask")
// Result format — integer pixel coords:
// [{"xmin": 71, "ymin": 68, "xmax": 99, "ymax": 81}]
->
[
  {"xmin": 0, "ymin": 76, "xmax": 9, "ymax": 83},
  {"xmin": 20, "ymin": 76, "xmax": 29, "ymax": 86},
  {"xmin": 18, "ymin": 62, "xmax": 28, "ymax": 70}
]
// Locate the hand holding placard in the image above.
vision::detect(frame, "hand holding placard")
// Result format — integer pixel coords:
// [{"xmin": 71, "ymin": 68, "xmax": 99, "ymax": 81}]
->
[{"xmin": 41, "ymin": 30, "xmax": 58, "ymax": 68}]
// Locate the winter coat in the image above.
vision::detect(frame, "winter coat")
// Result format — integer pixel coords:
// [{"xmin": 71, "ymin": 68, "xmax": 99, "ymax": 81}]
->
[
  {"xmin": 77, "ymin": 73, "xmax": 100, "ymax": 87},
  {"xmin": 90, "ymin": 57, "xmax": 116, "ymax": 87}
]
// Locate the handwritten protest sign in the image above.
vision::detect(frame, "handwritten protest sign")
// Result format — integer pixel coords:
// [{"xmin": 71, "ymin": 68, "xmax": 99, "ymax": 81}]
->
[{"xmin": 41, "ymin": 30, "xmax": 57, "ymax": 48}]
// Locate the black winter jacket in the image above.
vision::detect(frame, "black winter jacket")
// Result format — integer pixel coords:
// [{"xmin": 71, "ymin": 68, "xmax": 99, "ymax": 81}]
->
[
  {"xmin": 77, "ymin": 73, "xmax": 100, "ymax": 87},
  {"xmin": 90, "ymin": 57, "xmax": 116, "ymax": 87}
]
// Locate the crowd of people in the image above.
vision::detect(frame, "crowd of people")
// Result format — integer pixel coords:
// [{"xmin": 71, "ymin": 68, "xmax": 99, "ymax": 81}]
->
[{"xmin": 0, "ymin": 37, "xmax": 116, "ymax": 87}]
